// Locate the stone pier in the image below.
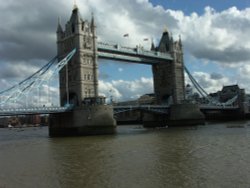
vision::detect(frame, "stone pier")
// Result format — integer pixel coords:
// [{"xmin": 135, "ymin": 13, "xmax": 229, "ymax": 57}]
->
[
  {"xmin": 49, "ymin": 105, "xmax": 116, "ymax": 137},
  {"xmin": 168, "ymin": 103, "xmax": 205, "ymax": 126}
]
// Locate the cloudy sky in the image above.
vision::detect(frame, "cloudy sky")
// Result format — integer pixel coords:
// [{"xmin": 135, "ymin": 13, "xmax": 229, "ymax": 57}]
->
[{"xmin": 1, "ymin": 0, "xmax": 250, "ymax": 105}]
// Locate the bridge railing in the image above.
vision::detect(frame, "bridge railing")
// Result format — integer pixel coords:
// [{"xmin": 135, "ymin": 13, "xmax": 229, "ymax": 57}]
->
[
  {"xmin": 113, "ymin": 104, "xmax": 169, "ymax": 108},
  {"xmin": 199, "ymin": 104, "xmax": 239, "ymax": 110},
  {"xmin": 0, "ymin": 106, "xmax": 73, "ymax": 116},
  {"xmin": 113, "ymin": 104, "xmax": 170, "ymax": 114}
]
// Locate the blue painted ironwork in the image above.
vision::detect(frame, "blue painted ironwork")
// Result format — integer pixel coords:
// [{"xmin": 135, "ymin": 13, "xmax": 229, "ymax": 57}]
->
[
  {"xmin": 0, "ymin": 49, "xmax": 76, "ymax": 113},
  {"xmin": 0, "ymin": 106, "xmax": 73, "ymax": 116},
  {"xmin": 184, "ymin": 65, "xmax": 239, "ymax": 106}
]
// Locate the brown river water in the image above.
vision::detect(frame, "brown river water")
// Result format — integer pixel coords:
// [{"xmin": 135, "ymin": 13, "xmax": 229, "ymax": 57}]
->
[{"xmin": 1, "ymin": 121, "xmax": 250, "ymax": 188}]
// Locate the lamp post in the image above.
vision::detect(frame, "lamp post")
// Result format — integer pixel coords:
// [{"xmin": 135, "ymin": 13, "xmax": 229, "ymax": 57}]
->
[
  {"xmin": 65, "ymin": 63, "xmax": 69, "ymax": 106},
  {"xmin": 109, "ymin": 89, "xmax": 114, "ymax": 104}
]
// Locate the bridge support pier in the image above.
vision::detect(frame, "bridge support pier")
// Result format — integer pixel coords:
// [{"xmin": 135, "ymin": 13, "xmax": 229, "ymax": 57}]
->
[
  {"xmin": 142, "ymin": 103, "xmax": 204, "ymax": 127},
  {"xmin": 168, "ymin": 103, "xmax": 205, "ymax": 126},
  {"xmin": 49, "ymin": 105, "xmax": 116, "ymax": 137},
  {"xmin": 142, "ymin": 113, "xmax": 167, "ymax": 127}
]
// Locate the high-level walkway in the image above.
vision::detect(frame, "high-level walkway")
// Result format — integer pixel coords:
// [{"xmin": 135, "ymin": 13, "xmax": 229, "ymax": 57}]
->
[{"xmin": 97, "ymin": 42, "xmax": 172, "ymax": 64}]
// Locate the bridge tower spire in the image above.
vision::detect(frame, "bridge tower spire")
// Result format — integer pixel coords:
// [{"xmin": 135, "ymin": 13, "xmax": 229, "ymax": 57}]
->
[{"xmin": 73, "ymin": 0, "xmax": 78, "ymax": 10}]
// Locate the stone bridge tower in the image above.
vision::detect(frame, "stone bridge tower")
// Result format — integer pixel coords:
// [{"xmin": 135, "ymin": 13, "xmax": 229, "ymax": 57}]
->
[
  {"xmin": 51, "ymin": 5, "xmax": 116, "ymax": 136},
  {"xmin": 152, "ymin": 30, "xmax": 185, "ymax": 104},
  {"xmin": 57, "ymin": 5, "xmax": 98, "ymax": 106}
]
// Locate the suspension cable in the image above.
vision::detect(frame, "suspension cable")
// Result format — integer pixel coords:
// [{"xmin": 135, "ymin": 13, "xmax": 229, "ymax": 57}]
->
[
  {"xmin": 184, "ymin": 65, "xmax": 239, "ymax": 106},
  {"xmin": 0, "ymin": 49, "xmax": 76, "ymax": 107}
]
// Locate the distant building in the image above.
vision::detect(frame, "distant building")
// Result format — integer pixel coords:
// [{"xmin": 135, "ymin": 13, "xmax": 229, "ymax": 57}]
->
[
  {"xmin": 185, "ymin": 84, "xmax": 193, "ymax": 99},
  {"xmin": 245, "ymin": 94, "xmax": 250, "ymax": 104},
  {"xmin": 114, "ymin": 93, "xmax": 156, "ymax": 124},
  {"xmin": 8, "ymin": 117, "xmax": 21, "ymax": 127},
  {"xmin": 188, "ymin": 84, "xmax": 246, "ymax": 106},
  {"xmin": 219, "ymin": 85, "xmax": 245, "ymax": 104},
  {"xmin": 137, "ymin": 94, "xmax": 156, "ymax": 105},
  {"xmin": 115, "ymin": 93, "xmax": 156, "ymax": 106},
  {"xmin": 185, "ymin": 84, "xmax": 203, "ymax": 103},
  {"xmin": 0, "ymin": 118, "xmax": 8, "ymax": 128}
]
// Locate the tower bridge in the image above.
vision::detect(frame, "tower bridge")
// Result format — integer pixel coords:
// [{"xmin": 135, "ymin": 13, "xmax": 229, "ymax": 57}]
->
[
  {"xmin": 57, "ymin": 5, "xmax": 185, "ymax": 106},
  {"xmin": 0, "ymin": 4, "xmax": 248, "ymax": 135}
]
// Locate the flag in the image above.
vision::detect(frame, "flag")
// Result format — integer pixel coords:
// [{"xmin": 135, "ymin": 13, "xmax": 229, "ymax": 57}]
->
[{"xmin": 123, "ymin": 33, "xmax": 129, "ymax": 37}]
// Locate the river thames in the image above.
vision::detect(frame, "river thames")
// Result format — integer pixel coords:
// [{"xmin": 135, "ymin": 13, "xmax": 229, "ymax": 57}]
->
[{"xmin": 1, "ymin": 121, "xmax": 250, "ymax": 188}]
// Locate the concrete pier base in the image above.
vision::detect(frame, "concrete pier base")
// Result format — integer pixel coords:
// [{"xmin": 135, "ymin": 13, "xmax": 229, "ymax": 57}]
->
[
  {"xmin": 168, "ymin": 103, "xmax": 205, "ymax": 126},
  {"xmin": 49, "ymin": 105, "xmax": 116, "ymax": 137}
]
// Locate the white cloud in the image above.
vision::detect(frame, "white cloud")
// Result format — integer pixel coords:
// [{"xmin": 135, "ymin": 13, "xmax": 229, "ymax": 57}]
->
[
  {"xmin": 1, "ymin": 1, "xmax": 250, "ymax": 64},
  {"xmin": 99, "ymin": 77, "xmax": 153, "ymax": 102},
  {"xmin": 171, "ymin": 6, "xmax": 250, "ymax": 64},
  {"xmin": 186, "ymin": 71, "xmax": 232, "ymax": 94},
  {"xmin": 1, "ymin": 0, "xmax": 250, "ymax": 106}
]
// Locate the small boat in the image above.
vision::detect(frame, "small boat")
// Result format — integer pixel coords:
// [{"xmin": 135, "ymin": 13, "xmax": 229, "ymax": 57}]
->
[{"xmin": 8, "ymin": 124, "xmax": 13, "ymax": 128}]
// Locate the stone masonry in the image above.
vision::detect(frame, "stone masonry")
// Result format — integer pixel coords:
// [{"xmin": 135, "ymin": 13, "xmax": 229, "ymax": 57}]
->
[
  {"xmin": 152, "ymin": 30, "xmax": 185, "ymax": 104},
  {"xmin": 57, "ymin": 5, "xmax": 98, "ymax": 106}
]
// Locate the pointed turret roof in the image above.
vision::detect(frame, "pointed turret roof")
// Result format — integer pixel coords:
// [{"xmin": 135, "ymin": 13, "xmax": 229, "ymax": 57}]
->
[
  {"xmin": 69, "ymin": 4, "xmax": 82, "ymax": 25},
  {"xmin": 151, "ymin": 41, "xmax": 155, "ymax": 51},
  {"xmin": 91, "ymin": 12, "xmax": 95, "ymax": 27},
  {"xmin": 90, "ymin": 12, "xmax": 96, "ymax": 32},
  {"xmin": 178, "ymin": 35, "xmax": 182, "ymax": 48},
  {"xmin": 73, "ymin": 0, "xmax": 78, "ymax": 10},
  {"xmin": 158, "ymin": 30, "xmax": 171, "ymax": 52},
  {"xmin": 57, "ymin": 17, "xmax": 63, "ymax": 33}
]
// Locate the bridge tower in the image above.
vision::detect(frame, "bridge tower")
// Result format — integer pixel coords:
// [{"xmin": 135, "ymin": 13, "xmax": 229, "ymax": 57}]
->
[
  {"xmin": 57, "ymin": 5, "xmax": 98, "ymax": 106},
  {"xmin": 50, "ymin": 5, "xmax": 116, "ymax": 137},
  {"xmin": 152, "ymin": 30, "xmax": 185, "ymax": 104},
  {"xmin": 148, "ymin": 30, "xmax": 204, "ymax": 126}
]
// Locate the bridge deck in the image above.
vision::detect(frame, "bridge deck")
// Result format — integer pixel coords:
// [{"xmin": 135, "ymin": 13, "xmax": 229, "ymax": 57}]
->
[
  {"xmin": 0, "ymin": 104, "xmax": 241, "ymax": 116},
  {"xmin": 199, "ymin": 105, "xmax": 239, "ymax": 110},
  {"xmin": 113, "ymin": 104, "xmax": 240, "ymax": 115},
  {"xmin": 0, "ymin": 107, "xmax": 71, "ymax": 116}
]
